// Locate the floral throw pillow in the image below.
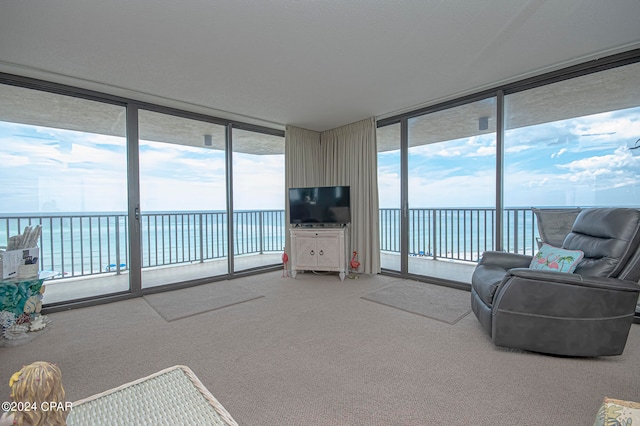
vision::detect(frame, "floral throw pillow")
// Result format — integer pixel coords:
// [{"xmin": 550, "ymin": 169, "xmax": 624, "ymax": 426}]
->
[
  {"xmin": 594, "ymin": 397, "xmax": 640, "ymax": 426},
  {"xmin": 529, "ymin": 243, "xmax": 584, "ymax": 273}
]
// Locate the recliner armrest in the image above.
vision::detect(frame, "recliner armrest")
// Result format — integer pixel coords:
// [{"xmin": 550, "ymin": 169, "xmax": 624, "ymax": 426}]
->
[
  {"xmin": 478, "ymin": 251, "xmax": 532, "ymax": 269},
  {"xmin": 507, "ymin": 268, "xmax": 640, "ymax": 292},
  {"xmin": 491, "ymin": 267, "xmax": 640, "ymax": 356},
  {"xmin": 493, "ymin": 268, "xmax": 640, "ymax": 325}
]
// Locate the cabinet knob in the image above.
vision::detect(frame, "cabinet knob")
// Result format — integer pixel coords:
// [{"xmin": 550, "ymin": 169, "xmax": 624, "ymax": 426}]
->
[
  {"xmin": 310, "ymin": 250, "xmax": 315, "ymax": 255},
  {"xmin": 319, "ymin": 250, "xmax": 324, "ymax": 256}
]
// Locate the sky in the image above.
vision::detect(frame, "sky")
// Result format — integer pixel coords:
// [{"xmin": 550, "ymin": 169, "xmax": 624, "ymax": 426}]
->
[
  {"xmin": 377, "ymin": 106, "xmax": 640, "ymax": 209},
  {"xmin": 0, "ymin": 105, "xmax": 639, "ymax": 214},
  {"xmin": 0, "ymin": 122, "xmax": 285, "ymax": 213}
]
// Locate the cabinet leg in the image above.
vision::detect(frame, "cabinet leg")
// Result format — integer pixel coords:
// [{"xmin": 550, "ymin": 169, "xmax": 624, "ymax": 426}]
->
[
  {"xmin": 291, "ymin": 270, "xmax": 297, "ymax": 279},
  {"xmin": 339, "ymin": 271, "xmax": 345, "ymax": 281}
]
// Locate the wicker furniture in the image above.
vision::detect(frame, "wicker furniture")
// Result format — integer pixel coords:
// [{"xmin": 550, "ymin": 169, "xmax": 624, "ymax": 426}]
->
[
  {"xmin": 594, "ymin": 397, "xmax": 640, "ymax": 425},
  {"xmin": 66, "ymin": 365, "xmax": 238, "ymax": 425}
]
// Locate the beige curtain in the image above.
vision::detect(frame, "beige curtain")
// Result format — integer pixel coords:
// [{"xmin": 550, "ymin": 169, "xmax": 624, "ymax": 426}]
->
[
  {"xmin": 284, "ymin": 125, "xmax": 322, "ymax": 257},
  {"xmin": 321, "ymin": 117, "xmax": 381, "ymax": 274}
]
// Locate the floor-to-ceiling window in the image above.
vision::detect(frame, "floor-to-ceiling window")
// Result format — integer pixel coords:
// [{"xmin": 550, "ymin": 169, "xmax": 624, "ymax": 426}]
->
[
  {"xmin": 3, "ymin": 51, "xmax": 638, "ymax": 309},
  {"xmin": 138, "ymin": 109, "xmax": 229, "ymax": 288},
  {"xmin": 406, "ymin": 98, "xmax": 496, "ymax": 283},
  {"xmin": 0, "ymin": 83, "xmax": 129, "ymax": 303},
  {"xmin": 0, "ymin": 75, "xmax": 286, "ymax": 307},
  {"xmin": 504, "ymin": 61, "xmax": 640, "ymax": 255},
  {"xmin": 231, "ymin": 128, "xmax": 285, "ymax": 272},
  {"xmin": 377, "ymin": 55, "xmax": 640, "ymax": 289}
]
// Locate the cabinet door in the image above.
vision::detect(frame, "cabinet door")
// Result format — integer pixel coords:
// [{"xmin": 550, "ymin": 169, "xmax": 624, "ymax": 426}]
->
[
  {"xmin": 316, "ymin": 237, "xmax": 340, "ymax": 268},
  {"xmin": 295, "ymin": 236, "xmax": 317, "ymax": 268}
]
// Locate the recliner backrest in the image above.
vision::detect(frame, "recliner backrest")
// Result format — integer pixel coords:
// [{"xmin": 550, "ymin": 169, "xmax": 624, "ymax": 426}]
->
[
  {"xmin": 532, "ymin": 207, "xmax": 582, "ymax": 247},
  {"xmin": 562, "ymin": 208, "xmax": 640, "ymax": 279}
]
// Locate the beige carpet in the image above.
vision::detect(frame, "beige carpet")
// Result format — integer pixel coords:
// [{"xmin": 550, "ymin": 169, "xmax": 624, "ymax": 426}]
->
[
  {"xmin": 361, "ymin": 280, "xmax": 471, "ymax": 324},
  {"xmin": 2, "ymin": 271, "xmax": 639, "ymax": 425},
  {"xmin": 143, "ymin": 280, "xmax": 263, "ymax": 321}
]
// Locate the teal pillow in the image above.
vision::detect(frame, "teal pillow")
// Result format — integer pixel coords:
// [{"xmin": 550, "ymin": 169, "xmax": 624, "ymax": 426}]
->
[{"xmin": 529, "ymin": 243, "xmax": 584, "ymax": 273}]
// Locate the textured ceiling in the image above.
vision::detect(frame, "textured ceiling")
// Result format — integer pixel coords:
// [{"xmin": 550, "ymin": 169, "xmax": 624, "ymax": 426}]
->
[{"xmin": 1, "ymin": 0, "xmax": 639, "ymax": 133}]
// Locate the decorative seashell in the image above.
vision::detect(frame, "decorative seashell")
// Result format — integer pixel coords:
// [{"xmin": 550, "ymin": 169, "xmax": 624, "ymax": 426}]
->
[
  {"xmin": 3, "ymin": 324, "xmax": 29, "ymax": 340},
  {"xmin": 29, "ymin": 316, "xmax": 47, "ymax": 331},
  {"xmin": 5, "ymin": 323, "xmax": 28, "ymax": 333},
  {"xmin": 31, "ymin": 314, "xmax": 51, "ymax": 327},
  {"xmin": 34, "ymin": 314, "xmax": 51, "ymax": 325}
]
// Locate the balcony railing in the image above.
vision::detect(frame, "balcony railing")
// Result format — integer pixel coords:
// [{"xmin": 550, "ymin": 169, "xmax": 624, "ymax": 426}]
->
[
  {"xmin": 380, "ymin": 207, "xmax": 540, "ymax": 262},
  {"xmin": 2, "ymin": 207, "xmax": 544, "ymax": 280},
  {"xmin": 0, "ymin": 210, "xmax": 285, "ymax": 280}
]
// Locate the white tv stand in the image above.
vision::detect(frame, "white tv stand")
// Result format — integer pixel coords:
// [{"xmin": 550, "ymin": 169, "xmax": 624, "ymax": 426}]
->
[{"xmin": 289, "ymin": 226, "xmax": 348, "ymax": 281}]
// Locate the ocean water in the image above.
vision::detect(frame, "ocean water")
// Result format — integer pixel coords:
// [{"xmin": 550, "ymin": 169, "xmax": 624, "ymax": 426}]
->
[
  {"xmin": 2, "ymin": 208, "xmax": 537, "ymax": 278},
  {"xmin": 380, "ymin": 208, "xmax": 539, "ymax": 261},
  {"xmin": 1, "ymin": 211, "xmax": 286, "ymax": 278}
]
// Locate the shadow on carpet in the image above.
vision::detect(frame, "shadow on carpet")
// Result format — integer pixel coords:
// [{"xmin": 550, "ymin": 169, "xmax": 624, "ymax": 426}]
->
[
  {"xmin": 361, "ymin": 280, "xmax": 471, "ymax": 324},
  {"xmin": 144, "ymin": 281, "xmax": 264, "ymax": 322}
]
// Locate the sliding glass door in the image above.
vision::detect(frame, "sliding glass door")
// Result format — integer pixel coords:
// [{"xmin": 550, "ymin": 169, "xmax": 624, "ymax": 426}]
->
[
  {"xmin": 406, "ymin": 98, "xmax": 496, "ymax": 283},
  {"xmin": 377, "ymin": 122, "xmax": 402, "ymax": 272},
  {"xmin": 377, "ymin": 98, "xmax": 497, "ymax": 283},
  {"xmin": 0, "ymin": 83, "xmax": 129, "ymax": 303},
  {"xmin": 138, "ymin": 110, "xmax": 228, "ymax": 288},
  {"xmin": 231, "ymin": 128, "xmax": 285, "ymax": 272}
]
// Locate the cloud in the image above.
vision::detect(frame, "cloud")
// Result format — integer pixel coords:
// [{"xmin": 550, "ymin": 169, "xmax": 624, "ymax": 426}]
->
[
  {"xmin": 378, "ymin": 169, "xmax": 400, "ymax": 208},
  {"xmin": 437, "ymin": 148, "xmax": 462, "ymax": 157},
  {"xmin": 0, "ymin": 152, "xmax": 31, "ymax": 167},
  {"xmin": 504, "ymin": 144, "xmax": 533, "ymax": 153},
  {"xmin": 138, "ymin": 142, "xmax": 285, "ymax": 210},
  {"xmin": 551, "ymin": 148, "xmax": 567, "ymax": 158},
  {"xmin": 559, "ymin": 146, "xmax": 639, "ymax": 175},
  {"xmin": 407, "ymin": 170, "xmax": 496, "ymax": 208},
  {"xmin": 233, "ymin": 153, "xmax": 285, "ymax": 210},
  {"xmin": 409, "ymin": 134, "xmax": 496, "ymax": 159},
  {"xmin": 475, "ymin": 145, "xmax": 495, "ymax": 156},
  {"xmin": 0, "ymin": 123, "xmax": 286, "ymax": 212},
  {"xmin": 502, "ymin": 145, "xmax": 640, "ymax": 207}
]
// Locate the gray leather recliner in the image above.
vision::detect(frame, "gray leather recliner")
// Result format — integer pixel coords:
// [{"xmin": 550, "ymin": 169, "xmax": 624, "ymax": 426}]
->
[{"xmin": 471, "ymin": 208, "xmax": 640, "ymax": 357}]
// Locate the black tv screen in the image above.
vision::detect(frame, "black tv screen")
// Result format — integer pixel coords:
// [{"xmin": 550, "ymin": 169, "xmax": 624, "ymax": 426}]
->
[{"xmin": 289, "ymin": 186, "xmax": 351, "ymax": 224}]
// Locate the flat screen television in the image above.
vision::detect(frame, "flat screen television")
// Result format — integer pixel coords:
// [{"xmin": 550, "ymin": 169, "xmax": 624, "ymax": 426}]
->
[{"xmin": 289, "ymin": 186, "xmax": 351, "ymax": 225}]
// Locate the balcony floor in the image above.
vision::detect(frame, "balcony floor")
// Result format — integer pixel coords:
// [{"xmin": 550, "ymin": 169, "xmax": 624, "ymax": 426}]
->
[
  {"xmin": 43, "ymin": 253, "xmax": 282, "ymax": 305},
  {"xmin": 381, "ymin": 251, "xmax": 476, "ymax": 283},
  {"xmin": 42, "ymin": 252, "xmax": 475, "ymax": 305}
]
